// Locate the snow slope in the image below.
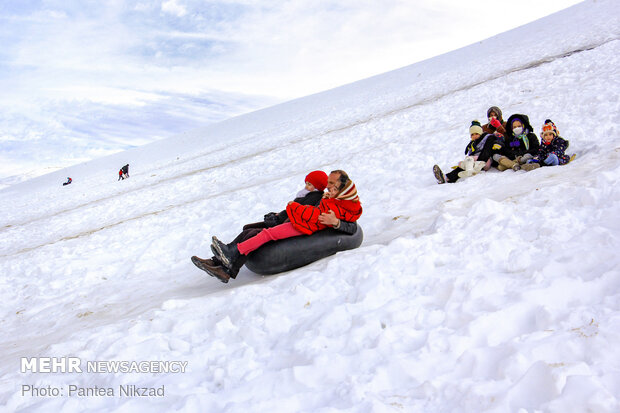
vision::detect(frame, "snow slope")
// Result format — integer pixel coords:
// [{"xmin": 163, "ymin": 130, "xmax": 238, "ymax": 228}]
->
[{"xmin": 1, "ymin": 0, "xmax": 619, "ymax": 412}]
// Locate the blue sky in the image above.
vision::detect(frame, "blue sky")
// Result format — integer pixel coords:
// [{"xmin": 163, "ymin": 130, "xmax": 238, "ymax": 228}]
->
[{"xmin": 0, "ymin": 0, "xmax": 582, "ymax": 182}]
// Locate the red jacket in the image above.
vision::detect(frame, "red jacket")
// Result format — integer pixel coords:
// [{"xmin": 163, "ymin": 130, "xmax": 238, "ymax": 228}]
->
[{"xmin": 286, "ymin": 197, "xmax": 362, "ymax": 235}]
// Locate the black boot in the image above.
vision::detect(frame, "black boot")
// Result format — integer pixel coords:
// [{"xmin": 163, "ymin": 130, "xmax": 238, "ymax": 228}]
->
[
  {"xmin": 211, "ymin": 236, "xmax": 241, "ymax": 271},
  {"xmin": 191, "ymin": 256, "xmax": 230, "ymax": 283}
]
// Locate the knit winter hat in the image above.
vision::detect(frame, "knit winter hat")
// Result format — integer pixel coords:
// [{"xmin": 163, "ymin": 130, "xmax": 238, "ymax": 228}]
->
[
  {"xmin": 487, "ymin": 106, "xmax": 503, "ymax": 120},
  {"xmin": 336, "ymin": 180, "xmax": 359, "ymax": 202},
  {"xmin": 541, "ymin": 119, "xmax": 559, "ymax": 137},
  {"xmin": 305, "ymin": 170, "xmax": 328, "ymax": 191},
  {"xmin": 511, "ymin": 116, "xmax": 524, "ymax": 126},
  {"xmin": 469, "ymin": 120, "xmax": 483, "ymax": 136}
]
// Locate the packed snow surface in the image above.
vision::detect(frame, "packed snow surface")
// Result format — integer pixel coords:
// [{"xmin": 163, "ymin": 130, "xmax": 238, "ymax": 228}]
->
[{"xmin": 1, "ymin": 1, "xmax": 619, "ymax": 412}]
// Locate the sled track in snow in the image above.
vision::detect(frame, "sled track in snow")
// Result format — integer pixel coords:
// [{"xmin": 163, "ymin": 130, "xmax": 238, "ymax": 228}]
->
[{"xmin": 1, "ymin": 39, "xmax": 616, "ymax": 258}]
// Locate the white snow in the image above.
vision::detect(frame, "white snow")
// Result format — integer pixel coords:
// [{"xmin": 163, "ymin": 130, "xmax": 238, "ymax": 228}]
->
[{"xmin": 1, "ymin": 0, "xmax": 620, "ymax": 412}]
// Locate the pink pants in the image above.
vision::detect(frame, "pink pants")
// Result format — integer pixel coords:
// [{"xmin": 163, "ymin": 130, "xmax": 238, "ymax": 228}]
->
[{"xmin": 237, "ymin": 222, "xmax": 306, "ymax": 255}]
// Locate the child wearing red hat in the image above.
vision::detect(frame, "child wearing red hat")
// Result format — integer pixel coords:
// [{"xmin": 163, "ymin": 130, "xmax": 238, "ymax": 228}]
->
[
  {"xmin": 295, "ymin": 170, "xmax": 328, "ymax": 198},
  {"xmin": 262, "ymin": 170, "xmax": 328, "ymax": 227}
]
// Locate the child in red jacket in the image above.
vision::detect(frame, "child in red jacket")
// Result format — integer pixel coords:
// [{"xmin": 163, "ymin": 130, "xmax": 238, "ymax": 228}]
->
[{"xmin": 211, "ymin": 176, "xmax": 362, "ymax": 271}]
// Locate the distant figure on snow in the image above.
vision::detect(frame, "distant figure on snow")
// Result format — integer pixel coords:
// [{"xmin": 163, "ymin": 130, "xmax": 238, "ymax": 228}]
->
[
  {"xmin": 63, "ymin": 177, "xmax": 72, "ymax": 186},
  {"xmin": 118, "ymin": 164, "xmax": 129, "ymax": 180}
]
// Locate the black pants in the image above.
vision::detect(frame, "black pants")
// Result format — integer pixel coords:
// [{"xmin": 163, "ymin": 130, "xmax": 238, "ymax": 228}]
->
[
  {"xmin": 224, "ymin": 222, "xmax": 266, "ymax": 276},
  {"xmin": 446, "ymin": 167, "xmax": 464, "ymax": 183}
]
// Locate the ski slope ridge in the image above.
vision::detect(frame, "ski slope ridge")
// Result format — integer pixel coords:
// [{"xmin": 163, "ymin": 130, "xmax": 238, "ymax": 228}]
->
[{"xmin": 1, "ymin": 1, "xmax": 619, "ymax": 412}]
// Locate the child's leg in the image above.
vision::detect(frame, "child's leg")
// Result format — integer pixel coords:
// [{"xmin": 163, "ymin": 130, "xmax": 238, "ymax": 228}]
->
[
  {"xmin": 543, "ymin": 154, "xmax": 560, "ymax": 166},
  {"xmin": 237, "ymin": 222, "xmax": 305, "ymax": 255},
  {"xmin": 445, "ymin": 167, "xmax": 463, "ymax": 183}
]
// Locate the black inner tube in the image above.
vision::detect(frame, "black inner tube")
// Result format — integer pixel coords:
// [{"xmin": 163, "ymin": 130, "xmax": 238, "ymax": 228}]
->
[{"xmin": 245, "ymin": 225, "xmax": 364, "ymax": 275}]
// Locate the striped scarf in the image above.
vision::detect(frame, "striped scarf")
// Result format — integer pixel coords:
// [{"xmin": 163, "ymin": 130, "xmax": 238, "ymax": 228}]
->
[
  {"xmin": 516, "ymin": 131, "xmax": 530, "ymax": 151},
  {"xmin": 335, "ymin": 181, "xmax": 359, "ymax": 202}
]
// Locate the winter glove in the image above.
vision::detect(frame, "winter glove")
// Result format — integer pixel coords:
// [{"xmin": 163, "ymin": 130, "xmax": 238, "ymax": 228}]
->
[
  {"xmin": 263, "ymin": 212, "xmax": 280, "ymax": 227},
  {"xmin": 490, "ymin": 118, "xmax": 502, "ymax": 129},
  {"xmin": 527, "ymin": 158, "xmax": 540, "ymax": 164}
]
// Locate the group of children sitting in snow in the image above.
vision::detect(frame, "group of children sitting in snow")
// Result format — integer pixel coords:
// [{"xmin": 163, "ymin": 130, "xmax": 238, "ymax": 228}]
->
[{"xmin": 433, "ymin": 106, "xmax": 574, "ymax": 184}]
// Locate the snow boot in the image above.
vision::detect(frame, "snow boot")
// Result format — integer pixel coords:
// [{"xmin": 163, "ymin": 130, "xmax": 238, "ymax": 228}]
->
[
  {"xmin": 520, "ymin": 163, "xmax": 540, "ymax": 172},
  {"xmin": 498, "ymin": 156, "xmax": 520, "ymax": 171},
  {"xmin": 472, "ymin": 161, "xmax": 486, "ymax": 172},
  {"xmin": 201, "ymin": 254, "xmax": 238, "ymax": 279},
  {"xmin": 433, "ymin": 165, "xmax": 446, "ymax": 184},
  {"xmin": 457, "ymin": 169, "xmax": 474, "ymax": 179},
  {"xmin": 458, "ymin": 156, "xmax": 475, "ymax": 171},
  {"xmin": 211, "ymin": 236, "xmax": 241, "ymax": 271},
  {"xmin": 457, "ymin": 157, "xmax": 487, "ymax": 179},
  {"xmin": 191, "ymin": 256, "xmax": 230, "ymax": 283}
]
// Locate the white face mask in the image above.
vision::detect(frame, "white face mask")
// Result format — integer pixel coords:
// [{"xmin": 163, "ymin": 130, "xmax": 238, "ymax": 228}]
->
[{"xmin": 513, "ymin": 126, "xmax": 524, "ymax": 136}]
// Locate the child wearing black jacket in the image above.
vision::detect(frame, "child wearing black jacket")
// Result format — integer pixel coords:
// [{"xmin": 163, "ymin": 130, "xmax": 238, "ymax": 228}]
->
[{"xmin": 493, "ymin": 114, "xmax": 540, "ymax": 171}]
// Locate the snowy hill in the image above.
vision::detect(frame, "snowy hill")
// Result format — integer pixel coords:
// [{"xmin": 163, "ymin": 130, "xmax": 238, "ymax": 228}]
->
[{"xmin": 1, "ymin": 0, "xmax": 620, "ymax": 412}]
